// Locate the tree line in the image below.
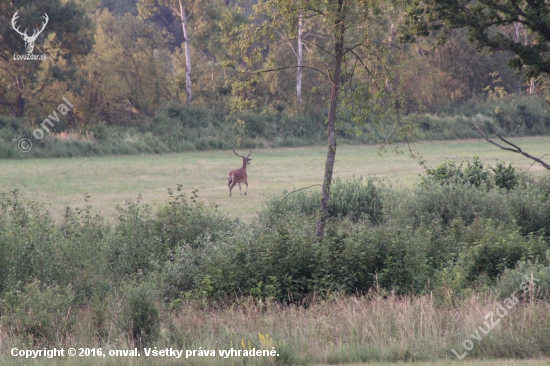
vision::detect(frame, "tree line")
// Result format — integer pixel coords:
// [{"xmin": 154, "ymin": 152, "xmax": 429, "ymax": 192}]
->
[{"xmin": 1, "ymin": 0, "xmax": 546, "ymax": 127}]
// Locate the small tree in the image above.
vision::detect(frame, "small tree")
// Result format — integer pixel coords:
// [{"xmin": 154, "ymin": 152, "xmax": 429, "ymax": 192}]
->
[
  {"xmin": 139, "ymin": 0, "xmax": 194, "ymax": 104},
  {"xmin": 230, "ymin": 0, "xmax": 416, "ymax": 240}
]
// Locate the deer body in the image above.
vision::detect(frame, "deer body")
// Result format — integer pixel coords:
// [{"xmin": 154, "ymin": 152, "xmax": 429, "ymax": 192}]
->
[{"xmin": 228, "ymin": 149, "xmax": 252, "ymax": 197}]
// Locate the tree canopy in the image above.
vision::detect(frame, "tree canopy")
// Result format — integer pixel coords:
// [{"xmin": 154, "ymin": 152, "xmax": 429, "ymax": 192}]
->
[
  {"xmin": 0, "ymin": 0, "xmax": 94, "ymax": 118},
  {"xmin": 401, "ymin": 0, "xmax": 550, "ymax": 88}
]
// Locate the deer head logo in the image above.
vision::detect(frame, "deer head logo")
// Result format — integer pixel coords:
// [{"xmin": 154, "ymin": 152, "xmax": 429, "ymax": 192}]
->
[{"xmin": 11, "ymin": 11, "xmax": 49, "ymax": 54}]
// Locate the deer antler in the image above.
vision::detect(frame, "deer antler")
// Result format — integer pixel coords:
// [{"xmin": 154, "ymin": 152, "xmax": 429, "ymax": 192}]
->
[
  {"xmin": 39, "ymin": 14, "xmax": 48, "ymax": 33},
  {"xmin": 233, "ymin": 149, "xmax": 253, "ymax": 159},
  {"xmin": 11, "ymin": 12, "xmax": 48, "ymax": 40},
  {"xmin": 11, "ymin": 11, "xmax": 26, "ymax": 37},
  {"xmin": 30, "ymin": 13, "xmax": 49, "ymax": 40}
]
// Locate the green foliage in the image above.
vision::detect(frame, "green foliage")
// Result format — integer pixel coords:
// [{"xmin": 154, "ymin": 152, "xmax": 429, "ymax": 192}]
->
[
  {"xmin": 262, "ymin": 177, "xmax": 384, "ymax": 225},
  {"xmin": 119, "ymin": 281, "xmax": 160, "ymax": 346},
  {"xmin": 401, "ymin": 0, "xmax": 550, "ymax": 83},
  {"xmin": 328, "ymin": 178, "xmax": 384, "ymax": 223},
  {"xmin": 1, "ymin": 167, "xmax": 550, "ymax": 327},
  {"xmin": 495, "ymin": 260, "xmax": 550, "ymax": 300},
  {"xmin": 453, "ymin": 222, "xmax": 548, "ymax": 286},
  {"xmin": 493, "ymin": 162, "xmax": 519, "ymax": 191},
  {"xmin": 2, "ymin": 281, "xmax": 75, "ymax": 346},
  {"xmin": 424, "ymin": 156, "xmax": 520, "ymax": 190},
  {"xmin": 80, "ymin": 10, "xmax": 173, "ymax": 124},
  {"xmin": 0, "ymin": 0, "xmax": 94, "ymax": 118}
]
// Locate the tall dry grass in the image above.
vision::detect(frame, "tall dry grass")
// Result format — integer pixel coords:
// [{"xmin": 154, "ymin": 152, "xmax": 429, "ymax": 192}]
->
[{"xmin": 3, "ymin": 292, "xmax": 548, "ymax": 365}]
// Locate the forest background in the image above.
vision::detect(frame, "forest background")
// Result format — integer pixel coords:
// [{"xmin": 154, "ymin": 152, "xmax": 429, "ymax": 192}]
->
[{"xmin": 1, "ymin": 0, "xmax": 549, "ymax": 158}]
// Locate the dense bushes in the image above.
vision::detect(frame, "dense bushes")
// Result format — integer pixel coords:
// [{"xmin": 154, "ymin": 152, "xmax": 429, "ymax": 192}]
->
[
  {"xmin": 424, "ymin": 156, "xmax": 520, "ymax": 190},
  {"xmin": 1, "ymin": 165, "xmax": 549, "ymax": 347},
  {"xmin": 2, "ymin": 95, "xmax": 550, "ymax": 158}
]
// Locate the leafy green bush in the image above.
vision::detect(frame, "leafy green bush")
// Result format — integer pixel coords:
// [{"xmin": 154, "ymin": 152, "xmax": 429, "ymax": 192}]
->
[
  {"xmin": 495, "ymin": 260, "xmax": 550, "ymax": 300},
  {"xmin": 119, "ymin": 282, "xmax": 160, "ymax": 346},
  {"xmin": 1, "ymin": 169, "xmax": 550, "ymax": 314},
  {"xmin": 328, "ymin": 178, "xmax": 384, "ymax": 223},
  {"xmin": 388, "ymin": 179, "xmax": 510, "ymax": 227},
  {"xmin": 2, "ymin": 281, "xmax": 75, "ymax": 346},
  {"xmin": 262, "ymin": 178, "xmax": 384, "ymax": 224},
  {"xmin": 424, "ymin": 156, "xmax": 519, "ymax": 190},
  {"xmin": 507, "ymin": 186, "xmax": 550, "ymax": 237},
  {"xmin": 452, "ymin": 222, "xmax": 548, "ymax": 287}
]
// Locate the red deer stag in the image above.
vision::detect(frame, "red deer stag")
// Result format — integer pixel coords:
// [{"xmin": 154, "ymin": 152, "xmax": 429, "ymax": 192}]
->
[{"xmin": 228, "ymin": 149, "xmax": 252, "ymax": 197}]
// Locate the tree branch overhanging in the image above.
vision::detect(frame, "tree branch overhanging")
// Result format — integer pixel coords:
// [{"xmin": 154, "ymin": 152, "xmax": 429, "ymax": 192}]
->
[{"xmin": 471, "ymin": 126, "xmax": 550, "ymax": 170}]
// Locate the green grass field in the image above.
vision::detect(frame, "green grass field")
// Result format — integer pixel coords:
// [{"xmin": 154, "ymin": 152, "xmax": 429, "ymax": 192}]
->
[{"xmin": 2, "ymin": 136, "xmax": 549, "ymax": 222}]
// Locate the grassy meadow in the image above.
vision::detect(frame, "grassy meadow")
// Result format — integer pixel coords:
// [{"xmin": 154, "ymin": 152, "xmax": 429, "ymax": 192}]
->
[
  {"xmin": 2, "ymin": 137, "xmax": 550, "ymax": 366},
  {"xmin": 2, "ymin": 136, "xmax": 549, "ymax": 222}
]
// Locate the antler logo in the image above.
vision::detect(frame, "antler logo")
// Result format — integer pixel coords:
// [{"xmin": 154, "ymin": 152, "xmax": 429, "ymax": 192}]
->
[{"xmin": 11, "ymin": 11, "xmax": 49, "ymax": 54}]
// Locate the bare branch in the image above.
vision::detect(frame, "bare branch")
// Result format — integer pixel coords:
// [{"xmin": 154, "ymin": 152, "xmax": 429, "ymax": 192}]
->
[
  {"xmin": 267, "ymin": 184, "xmax": 322, "ymax": 221},
  {"xmin": 346, "ymin": 49, "xmax": 380, "ymax": 90},
  {"xmin": 525, "ymin": 154, "xmax": 550, "ymax": 172},
  {"xmin": 274, "ymin": 31, "xmax": 298, "ymax": 58},
  {"xmin": 472, "ymin": 126, "xmax": 550, "ymax": 170},
  {"xmin": 301, "ymin": 37, "xmax": 334, "ymax": 58},
  {"xmin": 258, "ymin": 65, "xmax": 328, "ymax": 78}
]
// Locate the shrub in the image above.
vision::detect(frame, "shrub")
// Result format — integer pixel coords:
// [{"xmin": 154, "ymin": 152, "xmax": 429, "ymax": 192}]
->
[
  {"xmin": 387, "ymin": 179, "xmax": 510, "ymax": 227},
  {"xmin": 119, "ymin": 282, "xmax": 160, "ymax": 346},
  {"xmin": 261, "ymin": 177, "xmax": 384, "ymax": 224},
  {"xmin": 424, "ymin": 156, "xmax": 520, "ymax": 190},
  {"xmin": 492, "ymin": 162, "xmax": 519, "ymax": 191},
  {"xmin": 109, "ymin": 198, "xmax": 157, "ymax": 278},
  {"xmin": 451, "ymin": 221, "xmax": 548, "ymax": 287},
  {"xmin": 328, "ymin": 177, "xmax": 384, "ymax": 223},
  {"xmin": 2, "ymin": 281, "xmax": 75, "ymax": 346},
  {"xmin": 507, "ymin": 186, "xmax": 550, "ymax": 237},
  {"xmin": 495, "ymin": 260, "xmax": 550, "ymax": 300}
]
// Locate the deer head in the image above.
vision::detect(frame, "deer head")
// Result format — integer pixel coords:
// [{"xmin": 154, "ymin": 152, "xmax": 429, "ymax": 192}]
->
[
  {"xmin": 233, "ymin": 149, "xmax": 252, "ymax": 167},
  {"xmin": 12, "ymin": 11, "xmax": 49, "ymax": 54}
]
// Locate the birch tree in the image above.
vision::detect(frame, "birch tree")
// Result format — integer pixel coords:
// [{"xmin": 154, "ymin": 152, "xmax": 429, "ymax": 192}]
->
[
  {"xmin": 139, "ymin": 0, "xmax": 193, "ymax": 104},
  {"xmin": 296, "ymin": 12, "xmax": 304, "ymax": 104},
  {"xmin": 231, "ymin": 0, "xmax": 415, "ymax": 241}
]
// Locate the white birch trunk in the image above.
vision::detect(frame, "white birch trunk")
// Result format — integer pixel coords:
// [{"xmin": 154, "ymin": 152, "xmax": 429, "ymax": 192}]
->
[
  {"xmin": 297, "ymin": 12, "xmax": 304, "ymax": 104},
  {"xmin": 518, "ymin": 24, "xmax": 536, "ymax": 95},
  {"xmin": 385, "ymin": 22, "xmax": 395, "ymax": 93},
  {"xmin": 179, "ymin": 0, "xmax": 192, "ymax": 104}
]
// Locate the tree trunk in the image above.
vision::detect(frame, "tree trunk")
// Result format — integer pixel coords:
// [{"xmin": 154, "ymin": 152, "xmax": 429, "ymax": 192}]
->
[
  {"xmin": 179, "ymin": 0, "xmax": 192, "ymax": 104},
  {"xmin": 314, "ymin": 0, "xmax": 345, "ymax": 241},
  {"xmin": 513, "ymin": 24, "xmax": 523, "ymax": 94},
  {"xmin": 297, "ymin": 12, "xmax": 304, "ymax": 104},
  {"xmin": 15, "ymin": 75, "xmax": 25, "ymax": 118},
  {"xmin": 15, "ymin": 93, "xmax": 25, "ymax": 118},
  {"xmin": 529, "ymin": 77, "xmax": 535, "ymax": 94}
]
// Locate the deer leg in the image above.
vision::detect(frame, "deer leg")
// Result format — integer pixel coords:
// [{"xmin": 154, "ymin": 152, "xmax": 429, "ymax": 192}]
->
[
  {"xmin": 238, "ymin": 182, "xmax": 242, "ymax": 196},
  {"xmin": 244, "ymin": 180, "xmax": 248, "ymax": 195},
  {"xmin": 228, "ymin": 177, "xmax": 235, "ymax": 197}
]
